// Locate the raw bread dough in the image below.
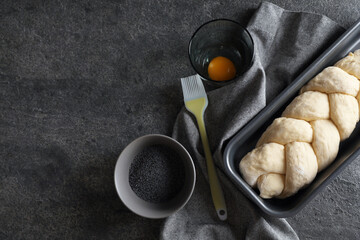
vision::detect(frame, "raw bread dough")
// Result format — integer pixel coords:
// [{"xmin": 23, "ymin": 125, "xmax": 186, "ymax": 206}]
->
[
  {"xmin": 329, "ymin": 93, "xmax": 359, "ymax": 140},
  {"xmin": 257, "ymin": 174, "xmax": 285, "ymax": 199},
  {"xmin": 282, "ymin": 91, "xmax": 330, "ymax": 121},
  {"xmin": 300, "ymin": 66, "xmax": 359, "ymax": 97},
  {"xmin": 239, "ymin": 143, "xmax": 285, "ymax": 187},
  {"xmin": 310, "ymin": 119, "xmax": 340, "ymax": 171},
  {"xmin": 279, "ymin": 142, "xmax": 318, "ymax": 198},
  {"xmin": 239, "ymin": 50, "xmax": 360, "ymax": 199},
  {"xmin": 256, "ymin": 117, "xmax": 313, "ymax": 147},
  {"xmin": 335, "ymin": 49, "xmax": 360, "ymax": 79}
]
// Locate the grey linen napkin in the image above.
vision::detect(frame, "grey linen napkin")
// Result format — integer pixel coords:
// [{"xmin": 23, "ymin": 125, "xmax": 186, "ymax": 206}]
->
[{"xmin": 161, "ymin": 2, "xmax": 344, "ymax": 239}]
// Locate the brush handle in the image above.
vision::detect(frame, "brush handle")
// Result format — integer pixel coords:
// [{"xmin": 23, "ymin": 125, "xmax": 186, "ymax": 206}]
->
[{"xmin": 195, "ymin": 115, "xmax": 227, "ymax": 221}]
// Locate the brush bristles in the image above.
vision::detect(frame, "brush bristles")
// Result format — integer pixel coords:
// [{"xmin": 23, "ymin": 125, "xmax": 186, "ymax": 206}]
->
[{"xmin": 181, "ymin": 75, "xmax": 207, "ymax": 101}]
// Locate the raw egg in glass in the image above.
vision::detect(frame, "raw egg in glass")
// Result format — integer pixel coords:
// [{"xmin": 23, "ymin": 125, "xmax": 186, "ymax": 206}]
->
[{"xmin": 207, "ymin": 56, "xmax": 236, "ymax": 81}]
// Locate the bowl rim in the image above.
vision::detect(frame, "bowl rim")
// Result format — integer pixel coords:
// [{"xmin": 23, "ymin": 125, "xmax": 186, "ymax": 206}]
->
[{"xmin": 114, "ymin": 134, "xmax": 196, "ymax": 219}]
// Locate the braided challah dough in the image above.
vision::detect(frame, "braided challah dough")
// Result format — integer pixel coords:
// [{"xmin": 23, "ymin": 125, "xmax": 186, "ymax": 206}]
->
[{"xmin": 240, "ymin": 50, "xmax": 360, "ymax": 199}]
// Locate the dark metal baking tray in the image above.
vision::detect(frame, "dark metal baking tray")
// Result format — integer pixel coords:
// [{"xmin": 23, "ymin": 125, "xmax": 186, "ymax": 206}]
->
[{"xmin": 223, "ymin": 18, "xmax": 360, "ymax": 218}]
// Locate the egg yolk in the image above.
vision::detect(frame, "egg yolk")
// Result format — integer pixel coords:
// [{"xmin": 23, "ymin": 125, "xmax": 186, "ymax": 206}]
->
[{"xmin": 207, "ymin": 56, "xmax": 236, "ymax": 81}]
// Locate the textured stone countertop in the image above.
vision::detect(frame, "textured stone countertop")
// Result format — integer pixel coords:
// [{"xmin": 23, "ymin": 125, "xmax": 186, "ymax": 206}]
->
[{"xmin": 1, "ymin": 1, "xmax": 359, "ymax": 239}]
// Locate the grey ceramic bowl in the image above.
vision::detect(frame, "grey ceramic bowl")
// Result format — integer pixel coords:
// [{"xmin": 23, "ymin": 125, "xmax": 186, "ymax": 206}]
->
[{"xmin": 114, "ymin": 134, "xmax": 196, "ymax": 219}]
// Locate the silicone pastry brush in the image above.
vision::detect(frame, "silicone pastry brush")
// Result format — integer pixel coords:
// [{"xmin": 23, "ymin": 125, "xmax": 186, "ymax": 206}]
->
[{"xmin": 180, "ymin": 75, "xmax": 227, "ymax": 221}]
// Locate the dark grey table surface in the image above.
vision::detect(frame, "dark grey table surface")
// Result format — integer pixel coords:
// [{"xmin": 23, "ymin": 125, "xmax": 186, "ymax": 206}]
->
[{"xmin": 1, "ymin": 1, "xmax": 359, "ymax": 239}]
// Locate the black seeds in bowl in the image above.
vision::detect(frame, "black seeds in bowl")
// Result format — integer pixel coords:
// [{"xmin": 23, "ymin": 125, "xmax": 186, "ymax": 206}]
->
[{"xmin": 129, "ymin": 144, "xmax": 186, "ymax": 203}]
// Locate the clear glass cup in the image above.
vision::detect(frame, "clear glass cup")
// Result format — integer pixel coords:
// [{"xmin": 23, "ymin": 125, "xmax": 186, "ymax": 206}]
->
[{"xmin": 188, "ymin": 19, "xmax": 254, "ymax": 86}]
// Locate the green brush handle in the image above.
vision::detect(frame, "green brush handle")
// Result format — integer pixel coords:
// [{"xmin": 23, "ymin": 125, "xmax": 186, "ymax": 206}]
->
[{"xmin": 195, "ymin": 113, "xmax": 227, "ymax": 221}]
